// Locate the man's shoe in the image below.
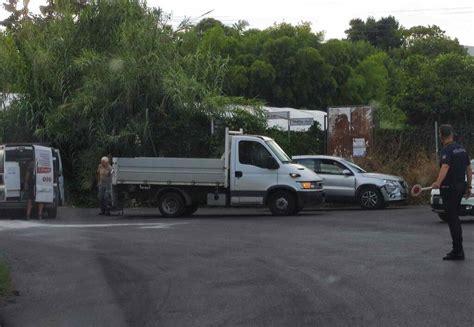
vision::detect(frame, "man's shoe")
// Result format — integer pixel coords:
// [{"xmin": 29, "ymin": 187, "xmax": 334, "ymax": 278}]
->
[{"xmin": 443, "ymin": 250, "xmax": 465, "ymax": 261}]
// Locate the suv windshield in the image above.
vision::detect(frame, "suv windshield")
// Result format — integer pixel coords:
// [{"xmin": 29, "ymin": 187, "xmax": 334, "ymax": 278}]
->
[
  {"xmin": 342, "ymin": 160, "xmax": 366, "ymax": 173},
  {"xmin": 265, "ymin": 140, "xmax": 291, "ymax": 163}
]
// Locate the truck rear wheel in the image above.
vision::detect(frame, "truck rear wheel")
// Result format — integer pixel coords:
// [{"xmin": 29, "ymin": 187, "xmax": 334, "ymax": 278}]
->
[
  {"xmin": 158, "ymin": 192, "xmax": 185, "ymax": 218},
  {"xmin": 269, "ymin": 191, "xmax": 296, "ymax": 216}
]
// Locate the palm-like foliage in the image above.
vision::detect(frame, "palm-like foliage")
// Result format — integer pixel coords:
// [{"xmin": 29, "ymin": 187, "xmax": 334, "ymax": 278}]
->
[{"xmin": 0, "ymin": 0, "xmax": 265, "ymax": 203}]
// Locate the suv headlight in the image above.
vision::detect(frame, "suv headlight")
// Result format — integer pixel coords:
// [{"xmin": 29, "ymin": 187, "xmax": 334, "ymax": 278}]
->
[{"xmin": 383, "ymin": 180, "xmax": 399, "ymax": 193}]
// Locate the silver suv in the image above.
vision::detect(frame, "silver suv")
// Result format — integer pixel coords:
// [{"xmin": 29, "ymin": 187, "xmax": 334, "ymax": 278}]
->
[{"xmin": 293, "ymin": 155, "xmax": 408, "ymax": 209}]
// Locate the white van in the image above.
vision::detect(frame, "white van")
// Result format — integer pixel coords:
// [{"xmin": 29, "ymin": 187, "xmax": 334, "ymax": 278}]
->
[{"xmin": 0, "ymin": 144, "xmax": 64, "ymax": 218}]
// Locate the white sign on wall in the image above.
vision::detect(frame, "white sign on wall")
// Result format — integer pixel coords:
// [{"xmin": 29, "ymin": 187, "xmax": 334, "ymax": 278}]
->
[
  {"xmin": 290, "ymin": 118, "xmax": 314, "ymax": 126},
  {"xmin": 353, "ymin": 138, "xmax": 367, "ymax": 157}
]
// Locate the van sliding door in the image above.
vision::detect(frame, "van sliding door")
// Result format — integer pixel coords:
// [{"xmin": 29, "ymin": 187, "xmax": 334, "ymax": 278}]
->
[{"xmin": 34, "ymin": 146, "xmax": 54, "ymax": 203}]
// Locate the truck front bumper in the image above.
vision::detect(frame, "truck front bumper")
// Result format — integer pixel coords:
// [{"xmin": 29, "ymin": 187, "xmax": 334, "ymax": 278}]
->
[{"xmin": 297, "ymin": 190, "xmax": 325, "ymax": 207}]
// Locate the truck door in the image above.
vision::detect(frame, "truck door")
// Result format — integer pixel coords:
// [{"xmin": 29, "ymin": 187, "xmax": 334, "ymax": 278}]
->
[
  {"xmin": 34, "ymin": 146, "xmax": 54, "ymax": 203},
  {"xmin": 231, "ymin": 139, "xmax": 278, "ymax": 205},
  {"xmin": 0, "ymin": 147, "xmax": 5, "ymax": 201}
]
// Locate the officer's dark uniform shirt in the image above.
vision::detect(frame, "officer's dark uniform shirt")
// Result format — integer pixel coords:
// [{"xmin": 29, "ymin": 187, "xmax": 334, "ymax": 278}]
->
[{"xmin": 440, "ymin": 142, "xmax": 470, "ymax": 187}]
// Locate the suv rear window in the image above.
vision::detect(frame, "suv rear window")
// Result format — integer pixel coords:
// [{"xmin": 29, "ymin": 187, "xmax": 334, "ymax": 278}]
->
[{"xmin": 295, "ymin": 159, "xmax": 316, "ymax": 171}]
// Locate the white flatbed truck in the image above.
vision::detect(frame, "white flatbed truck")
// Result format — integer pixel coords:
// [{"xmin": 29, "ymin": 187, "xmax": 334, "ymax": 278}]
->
[{"xmin": 112, "ymin": 129, "xmax": 325, "ymax": 217}]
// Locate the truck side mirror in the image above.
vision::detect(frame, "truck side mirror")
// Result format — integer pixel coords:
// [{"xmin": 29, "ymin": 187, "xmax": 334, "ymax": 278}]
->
[{"xmin": 267, "ymin": 157, "xmax": 280, "ymax": 170}]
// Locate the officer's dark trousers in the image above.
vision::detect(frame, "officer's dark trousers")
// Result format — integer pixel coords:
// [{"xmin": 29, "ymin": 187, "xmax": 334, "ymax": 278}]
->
[{"xmin": 441, "ymin": 183, "xmax": 466, "ymax": 253}]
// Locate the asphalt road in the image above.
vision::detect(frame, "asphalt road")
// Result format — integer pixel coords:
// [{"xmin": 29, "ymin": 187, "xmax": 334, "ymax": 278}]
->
[{"xmin": 0, "ymin": 206, "xmax": 473, "ymax": 327}]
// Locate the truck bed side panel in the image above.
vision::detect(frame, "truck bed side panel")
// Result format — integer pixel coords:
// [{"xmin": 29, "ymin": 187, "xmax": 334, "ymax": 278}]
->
[{"xmin": 113, "ymin": 158, "xmax": 225, "ymax": 186}]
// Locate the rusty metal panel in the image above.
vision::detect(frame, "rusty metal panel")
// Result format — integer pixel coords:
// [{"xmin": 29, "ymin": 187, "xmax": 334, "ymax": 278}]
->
[{"xmin": 327, "ymin": 106, "xmax": 374, "ymax": 159}]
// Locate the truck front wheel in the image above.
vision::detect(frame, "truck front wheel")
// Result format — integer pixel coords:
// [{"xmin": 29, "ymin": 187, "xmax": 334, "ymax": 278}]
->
[
  {"xmin": 159, "ymin": 192, "xmax": 185, "ymax": 218},
  {"xmin": 269, "ymin": 191, "xmax": 296, "ymax": 216}
]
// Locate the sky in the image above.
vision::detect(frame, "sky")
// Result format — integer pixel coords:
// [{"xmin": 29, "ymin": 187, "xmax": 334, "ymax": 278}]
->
[{"xmin": 1, "ymin": 0, "xmax": 473, "ymax": 45}]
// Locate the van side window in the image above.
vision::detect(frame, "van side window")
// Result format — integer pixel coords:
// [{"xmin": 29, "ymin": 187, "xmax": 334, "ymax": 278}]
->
[{"xmin": 239, "ymin": 141, "xmax": 274, "ymax": 169}]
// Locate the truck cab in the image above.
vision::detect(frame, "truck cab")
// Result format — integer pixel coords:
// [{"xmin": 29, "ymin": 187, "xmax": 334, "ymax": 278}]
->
[
  {"xmin": 228, "ymin": 133, "xmax": 324, "ymax": 213},
  {"xmin": 0, "ymin": 144, "xmax": 64, "ymax": 218}
]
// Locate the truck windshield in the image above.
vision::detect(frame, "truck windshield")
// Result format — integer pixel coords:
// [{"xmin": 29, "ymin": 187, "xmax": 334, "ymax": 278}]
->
[{"xmin": 265, "ymin": 140, "xmax": 291, "ymax": 163}]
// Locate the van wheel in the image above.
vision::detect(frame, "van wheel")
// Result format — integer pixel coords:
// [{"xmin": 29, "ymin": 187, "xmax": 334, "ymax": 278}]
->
[
  {"xmin": 438, "ymin": 212, "xmax": 448, "ymax": 222},
  {"xmin": 358, "ymin": 186, "xmax": 384, "ymax": 210},
  {"xmin": 47, "ymin": 206, "xmax": 58, "ymax": 219},
  {"xmin": 184, "ymin": 204, "xmax": 199, "ymax": 217},
  {"xmin": 269, "ymin": 191, "xmax": 296, "ymax": 216},
  {"xmin": 159, "ymin": 192, "xmax": 185, "ymax": 218}
]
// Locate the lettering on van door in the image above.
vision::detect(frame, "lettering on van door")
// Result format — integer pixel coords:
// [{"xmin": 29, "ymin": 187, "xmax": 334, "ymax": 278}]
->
[{"xmin": 35, "ymin": 146, "xmax": 54, "ymax": 203}]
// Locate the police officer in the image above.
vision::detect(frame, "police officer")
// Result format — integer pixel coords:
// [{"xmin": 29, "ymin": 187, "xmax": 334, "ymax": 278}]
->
[{"xmin": 432, "ymin": 125, "xmax": 472, "ymax": 261}]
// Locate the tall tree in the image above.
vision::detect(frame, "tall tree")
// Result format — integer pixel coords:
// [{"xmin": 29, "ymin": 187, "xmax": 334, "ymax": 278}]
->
[
  {"xmin": 1, "ymin": 0, "xmax": 30, "ymax": 29},
  {"xmin": 345, "ymin": 16, "xmax": 402, "ymax": 51},
  {"xmin": 401, "ymin": 25, "xmax": 467, "ymax": 58}
]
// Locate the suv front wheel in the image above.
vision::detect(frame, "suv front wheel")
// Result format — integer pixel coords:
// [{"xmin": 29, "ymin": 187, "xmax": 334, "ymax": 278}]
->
[{"xmin": 358, "ymin": 186, "xmax": 384, "ymax": 210}]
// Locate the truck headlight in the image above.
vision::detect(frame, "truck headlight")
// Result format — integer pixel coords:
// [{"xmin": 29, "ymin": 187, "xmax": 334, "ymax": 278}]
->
[
  {"xmin": 300, "ymin": 182, "xmax": 322, "ymax": 189},
  {"xmin": 300, "ymin": 182, "xmax": 313, "ymax": 189}
]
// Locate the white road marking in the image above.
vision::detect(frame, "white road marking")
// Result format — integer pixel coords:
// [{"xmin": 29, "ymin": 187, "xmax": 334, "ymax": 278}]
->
[
  {"xmin": 0, "ymin": 221, "xmax": 39, "ymax": 231},
  {"xmin": 0, "ymin": 221, "xmax": 188, "ymax": 232},
  {"xmin": 139, "ymin": 224, "xmax": 185, "ymax": 229}
]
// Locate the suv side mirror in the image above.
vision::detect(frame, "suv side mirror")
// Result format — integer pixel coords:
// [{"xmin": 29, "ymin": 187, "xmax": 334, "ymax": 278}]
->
[
  {"xmin": 267, "ymin": 157, "xmax": 280, "ymax": 170},
  {"xmin": 342, "ymin": 169, "xmax": 352, "ymax": 176}
]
